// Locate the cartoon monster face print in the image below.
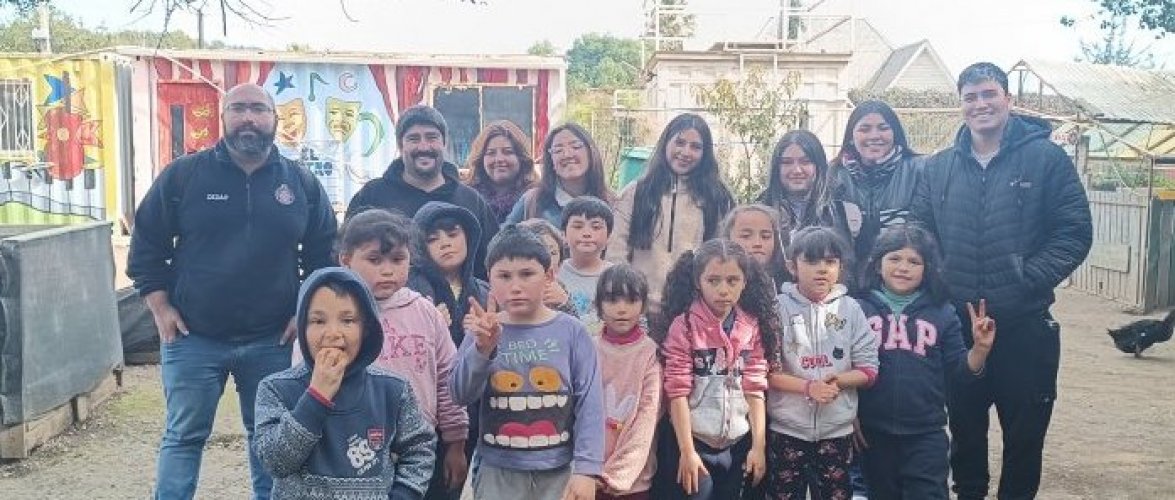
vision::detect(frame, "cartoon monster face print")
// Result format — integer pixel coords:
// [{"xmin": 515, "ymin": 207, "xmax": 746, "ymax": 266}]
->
[
  {"xmin": 275, "ymin": 98, "xmax": 307, "ymax": 148},
  {"xmin": 483, "ymin": 365, "xmax": 573, "ymax": 450},
  {"xmin": 326, "ymin": 97, "xmax": 361, "ymax": 142}
]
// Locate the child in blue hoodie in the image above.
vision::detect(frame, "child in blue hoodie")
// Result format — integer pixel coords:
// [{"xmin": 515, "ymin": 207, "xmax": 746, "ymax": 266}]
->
[
  {"xmin": 254, "ymin": 267, "xmax": 437, "ymax": 499},
  {"xmin": 856, "ymin": 225, "xmax": 994, "ymax": 500}
]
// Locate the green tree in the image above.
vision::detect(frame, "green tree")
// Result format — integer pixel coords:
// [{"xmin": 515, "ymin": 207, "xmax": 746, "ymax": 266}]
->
[
  {"xmin": 694, "ymin": 66, "xmax": 805, "ymax": 202},
  {"xmin": 1091, "ymin": 0, "xmax": 1173, "ymax": 35},
  {"xmin": 527, "ymin": 39, "xmax": 557, "ymax": 56},
  {"xmin": 0, "ymin": 6, "xmax": 224, "ymax": 52},
  {"xmin": 566, "ymin": 33, "xmax": 641, "ymax": 91}
]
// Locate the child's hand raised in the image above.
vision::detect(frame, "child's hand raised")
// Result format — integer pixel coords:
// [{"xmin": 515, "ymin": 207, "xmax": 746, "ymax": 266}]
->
[
  {"xmin": 465, "ymin": 298, "xmax": 501, "ymax": 356},
  {"xmin": 310, "ymin": 348, "xmax": 346, "ymax": 400},
  {"xmin": 967, "ymin": 299, "xmax": 996, "ymax": 354},
  {"xmin": 544, "ymin": 282, "xmax": 569, "ymax": 308}
]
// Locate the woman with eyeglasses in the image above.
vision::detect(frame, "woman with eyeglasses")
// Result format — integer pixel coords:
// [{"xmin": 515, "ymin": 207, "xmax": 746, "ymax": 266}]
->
[
  {"xmin": 605, "ymin": 113, "xmax": 734, "ymax": 314},
  {"xmin": 503, "ymin": 122, "xmax": 614, "ymax": 227},
  {"xmin": 462, "ymin": 120, "xmax": 538, "ymax": 224}
]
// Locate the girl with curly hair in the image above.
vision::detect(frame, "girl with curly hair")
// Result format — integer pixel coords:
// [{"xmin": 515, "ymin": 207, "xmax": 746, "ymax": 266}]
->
[{"xmin": 652, "ymin": 239, "xmax": 781, "ymax": 499}]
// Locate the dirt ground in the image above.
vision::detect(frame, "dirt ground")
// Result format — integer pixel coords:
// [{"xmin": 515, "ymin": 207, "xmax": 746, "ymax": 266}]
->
[{"xmin": 0, "ymin": 288, "xmax": 1171, "ymax": 499}]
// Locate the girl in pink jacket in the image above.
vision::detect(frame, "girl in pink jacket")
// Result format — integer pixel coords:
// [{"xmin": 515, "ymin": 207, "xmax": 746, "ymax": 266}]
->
[{"xmin": 653, "ymin": 239, "xmax": 782, "ymax": 500}]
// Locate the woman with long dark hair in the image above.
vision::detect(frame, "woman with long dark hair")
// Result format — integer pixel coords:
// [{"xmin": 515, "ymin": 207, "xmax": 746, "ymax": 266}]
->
[
  {"xmin": 504, "ymin": 122, "xmax": 614, "ymax": 226},
  {"xmin": 831, "ymin": 99, "xmax": 926, "ymax": 267},
  {"xmin": 462, "ymin": 120, "xmax": 537, "ymax": 224},
  {"xmin": 758, "ymin": 130, "xmax": 860, "ymax": 265},
  {"xmin": 607, "ymin": 113, "xmax": 734, "ymax": 312}
]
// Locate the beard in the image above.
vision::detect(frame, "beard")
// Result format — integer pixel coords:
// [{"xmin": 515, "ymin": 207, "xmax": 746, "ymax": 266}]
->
[
  {"xmin": 226, "ymin": 124, "xmax": 276, "ymax": 157},
  {"xmin": 407, "ymin": 149, "xmax": 442, "ymax": 177}
]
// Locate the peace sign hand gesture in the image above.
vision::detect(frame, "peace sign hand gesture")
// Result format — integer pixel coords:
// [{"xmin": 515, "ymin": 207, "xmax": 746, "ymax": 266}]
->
[
  {"xmin": 967, "ymin": 299, "xmax": 996, "ymax": 354},
  {"xmin": 465, "ymin": 298, "xmax": 502, "ymax": 356}
]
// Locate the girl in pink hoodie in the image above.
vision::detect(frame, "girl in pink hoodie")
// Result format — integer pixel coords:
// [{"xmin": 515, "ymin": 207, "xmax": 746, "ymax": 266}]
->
[
  {"xmin": 337, "ymin": 209, "xmax": 469, "ymax": 500},
  {"xmin": 654, "ymin": 239, "xmax": 782, "ymax": 500}
]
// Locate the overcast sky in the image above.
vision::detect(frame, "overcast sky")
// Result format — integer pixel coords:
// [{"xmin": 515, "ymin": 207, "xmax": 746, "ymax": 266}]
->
[{"xmin": 30, "ymin": 0, "xmax": 1175, "ymax": 72}]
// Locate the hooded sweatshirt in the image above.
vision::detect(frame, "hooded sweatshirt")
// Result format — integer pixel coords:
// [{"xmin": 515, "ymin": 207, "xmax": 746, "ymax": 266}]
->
[
  {"xmin": 409, "ymin": 201, "xmax": 491, "ymax": 348},
  {"xmin": 661, "ymin": 300, "xmax": 769, "ymax": 449},
  {"xmin": 254, "ymin": 267, "xmax": 437, "ymax": 500},
  {"xmin": 346, "ymin": 159, "xmax": 500, "ymax": 279},
  {"xmin": 374, "ymin": 287, "xmax": 469, "ymax": 444},
  {"xmin": 768, "ymin": 283, "xmax": 880, "ymax": 441},
  {"xmin": 857, "ymin": 291, "xmax": 980, "ymax": 436}
]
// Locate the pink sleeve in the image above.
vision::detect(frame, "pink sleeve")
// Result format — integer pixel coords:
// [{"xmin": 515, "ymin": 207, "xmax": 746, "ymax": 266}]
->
[
  {"xmin": 602, "ymin": 348, "xmax": 662, "ymax": 492},
  {"xmin": 661, "ymin": 316, "xmax": 695, "ymax": 399},
  {"xmin": 433, "ymin": 307, "xmax": 470, "ymax": 443},
  {"xmin": 741, "ymin": 324, "xmax": 769, "ymax": 395}
]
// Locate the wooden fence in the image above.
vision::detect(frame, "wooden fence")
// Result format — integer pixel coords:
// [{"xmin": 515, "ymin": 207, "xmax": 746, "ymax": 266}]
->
[{"xmin": 1070, "ymin": 188, "xmax": 1175, "ymax": 312}]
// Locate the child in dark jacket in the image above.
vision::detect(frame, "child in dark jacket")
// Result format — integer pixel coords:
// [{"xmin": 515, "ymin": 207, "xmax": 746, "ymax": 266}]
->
[
  {"xmin": 411, "ymin": 201, "xmax": 491, "ymax": 348},
  {"xmin": 856, "ymin": 225, "xmax": 994, "ymax": 500},
  {"xmin": 253, "ymin": 267, "xmax": 436, "ymax": 499},
  {"xmin": 410, "ymin": 201, "xmax": 491, "ymax": 485}
]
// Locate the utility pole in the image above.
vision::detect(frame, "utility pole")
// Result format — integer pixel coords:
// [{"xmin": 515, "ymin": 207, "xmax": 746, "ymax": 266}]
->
[
  {"xmin": 197, "ymin": 6, "xmax": 205, "ymax": 48},
  {"xmin": 32, "ymin": 1, "xmax": 52, "ymax": 54}
]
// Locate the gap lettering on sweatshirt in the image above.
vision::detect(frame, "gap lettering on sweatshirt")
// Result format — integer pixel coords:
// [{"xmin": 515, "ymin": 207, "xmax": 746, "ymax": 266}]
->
[{"xmin": 867, "ymin": 314, "xmax": 938, "ymax": 356}]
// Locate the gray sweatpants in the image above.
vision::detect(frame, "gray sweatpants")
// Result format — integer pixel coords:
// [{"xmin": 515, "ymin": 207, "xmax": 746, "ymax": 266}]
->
[{"xmin": 472, "ymin": 464, "xmax": 570, "ymax": 500}]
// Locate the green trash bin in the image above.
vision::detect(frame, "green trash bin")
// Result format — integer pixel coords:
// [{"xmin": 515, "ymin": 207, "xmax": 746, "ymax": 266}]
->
[{"xmin": 616, "ymin": 146, "xmax": 653, "ymax": 189}]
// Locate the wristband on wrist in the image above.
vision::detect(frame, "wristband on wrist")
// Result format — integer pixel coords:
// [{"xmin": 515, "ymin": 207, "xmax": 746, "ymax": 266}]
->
[
  {"xmin": 804, "ymin": 379, "xmax": 814, "ymax": 400},
  {"xmin": 307, "ymin": 386, "xmax": 334, "ymax": 408}
]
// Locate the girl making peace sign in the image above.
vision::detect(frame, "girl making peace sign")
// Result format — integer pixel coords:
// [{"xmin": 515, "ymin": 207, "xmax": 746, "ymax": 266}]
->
[{"xmin": 855, "ymin": 225, "xmax": 995, "ymax": 500}]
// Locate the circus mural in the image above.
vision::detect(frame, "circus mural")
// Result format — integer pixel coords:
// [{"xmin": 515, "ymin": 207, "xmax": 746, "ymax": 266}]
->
[
  {"xmin": 259, "ymin": 63, "xmax": 400, "ymax": 212},
  {"xmin": 0, "ymin": 57, "xmax": 121, "ymax": 224}
]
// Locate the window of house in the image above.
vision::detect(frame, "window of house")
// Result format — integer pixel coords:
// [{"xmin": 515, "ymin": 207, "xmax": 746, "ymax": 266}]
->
[{"xmin": 0, "ymin": 79, "xmax": 34, "ymax": 159}]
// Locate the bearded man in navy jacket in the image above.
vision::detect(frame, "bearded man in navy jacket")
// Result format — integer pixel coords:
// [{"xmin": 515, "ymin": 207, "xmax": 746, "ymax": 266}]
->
[{"xmin": 128, "ymin": 83, "xmax": 337, "ymax": 500}]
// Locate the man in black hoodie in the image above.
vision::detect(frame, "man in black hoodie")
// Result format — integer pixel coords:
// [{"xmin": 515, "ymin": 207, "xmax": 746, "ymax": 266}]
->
[
  {"xmin": 911, "ymin": 63, "xmax": 1092, "ymax": 500},
  {"xmin": 345, "ymin": 105, "xmax": 499, "ymax": 279},
  {"xmin": 128, "ymin": 83, "xmax": 338, "ymax": 500}
]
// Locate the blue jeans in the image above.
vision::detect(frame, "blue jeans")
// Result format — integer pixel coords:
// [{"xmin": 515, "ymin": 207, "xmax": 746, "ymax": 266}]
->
[{"xmin": 155, "ymin": 333, "xmax": 292, "ymax": 500}]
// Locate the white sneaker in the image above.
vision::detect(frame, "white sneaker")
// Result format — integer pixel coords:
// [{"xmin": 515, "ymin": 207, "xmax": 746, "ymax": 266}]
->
[{"xmin": 852, "ymin": 496, "xmax": 868, "ymax": 500}]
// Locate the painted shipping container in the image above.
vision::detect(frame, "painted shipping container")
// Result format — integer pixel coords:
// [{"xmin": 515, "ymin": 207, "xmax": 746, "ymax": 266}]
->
[
  {"xmin": 119, "ymin": 48, "xmax": 566, "ymax": 215},
  {"xmin": 0, "ymin": 54, "xmax": 131, "ymax": 225}
]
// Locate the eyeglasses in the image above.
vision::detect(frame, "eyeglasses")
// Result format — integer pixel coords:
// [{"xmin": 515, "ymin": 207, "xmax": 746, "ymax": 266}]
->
[
  {"xmin": 226, "ymin": 102, "xmax": 273, "ymax": 115},
  {"xmin": 548, "ymin": 142, "xmax": 585, "ymax": 157}
]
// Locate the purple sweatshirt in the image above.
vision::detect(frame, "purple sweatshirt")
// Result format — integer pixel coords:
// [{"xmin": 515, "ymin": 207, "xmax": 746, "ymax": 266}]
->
[{"xmin": 450, "ymin": 311, "xmax": 605, "ymax": 476}]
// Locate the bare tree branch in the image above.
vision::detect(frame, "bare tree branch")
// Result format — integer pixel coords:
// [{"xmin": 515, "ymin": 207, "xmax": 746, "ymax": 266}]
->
[{"xmin": 339, "ymin": 0, "xmax": 358, "ymax": 23}]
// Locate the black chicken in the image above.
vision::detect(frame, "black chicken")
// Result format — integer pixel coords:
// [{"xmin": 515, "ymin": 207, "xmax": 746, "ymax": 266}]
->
[{"xmin": 1108, "ymin": 309, "xmax": 1175, "ymax": 357}]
